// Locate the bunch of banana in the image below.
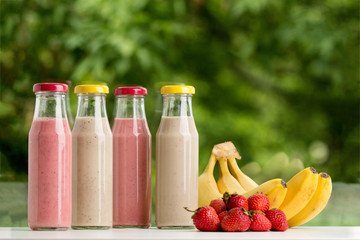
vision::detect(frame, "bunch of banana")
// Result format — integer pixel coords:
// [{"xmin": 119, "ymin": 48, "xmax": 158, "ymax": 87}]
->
[
  {"xmin": 199, "ymin": 142, "xmax": 260, "ymax": 207},
  {"xmin": 198, "ymin": 142, "xmax": 257, "ymax": 207},
  {"xmin": 285, "ymin": 171, "xmax": 332, "ymax": 227}
]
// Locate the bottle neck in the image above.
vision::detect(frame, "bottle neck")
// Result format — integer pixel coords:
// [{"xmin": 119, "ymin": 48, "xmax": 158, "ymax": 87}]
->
[
  {"xmin": 76, "ymin": 93, "xmax": 108, "ymax": 118},
  {"xmin": 162, "ymin": 94, "xmax": 193, "ymax": 117},
  {"xmin": 34, "ymin": 92, "xmax": 68, "ymax": 119},
  {"xmin": 114, "ymin": 96, "xmax": 146, "ymax": 119}
]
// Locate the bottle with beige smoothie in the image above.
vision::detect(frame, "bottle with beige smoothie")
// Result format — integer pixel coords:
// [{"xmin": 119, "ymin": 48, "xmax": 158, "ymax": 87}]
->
[
  {"xmin": 72, "ymin": 85, "xmax": 113, "ymax": 230},
  {"xmin": 156, "ymin": 85, "xmax": 199, "ymax": 229}
]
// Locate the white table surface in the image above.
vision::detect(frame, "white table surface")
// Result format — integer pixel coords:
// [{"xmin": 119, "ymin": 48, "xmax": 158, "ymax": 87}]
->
[{"xmin": 0, "ymin": 227, "xmax": 359, "ymax": 240}]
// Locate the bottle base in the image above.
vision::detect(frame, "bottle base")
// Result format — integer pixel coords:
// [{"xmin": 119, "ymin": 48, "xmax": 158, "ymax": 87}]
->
[
  {"xmin": 31, "ymin": 227, "xmax": 68, "ymax": 231},
  {"xmin": 113, "ymin": 225, "xmax": 150, "ymax": 229},
  {"xmin": 157, "ymin": 226, "xmax": 194, "ymax": 229},
  {"xmin": 72, "ymin": 226, "xmax": 111, "ymax": 230}
]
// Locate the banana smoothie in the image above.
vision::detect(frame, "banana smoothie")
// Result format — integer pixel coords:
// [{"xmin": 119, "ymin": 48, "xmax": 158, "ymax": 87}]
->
[
  {"xmin": 72, "ymin": 117, "xmax": 112, "ymax": 228},
  {"xmin": 72, "ymin": 85, "xmax": 112, "ymax": 229},
  {"xmin": 156, "ymin": 86, "xmax": 198, "ymax": 228}
]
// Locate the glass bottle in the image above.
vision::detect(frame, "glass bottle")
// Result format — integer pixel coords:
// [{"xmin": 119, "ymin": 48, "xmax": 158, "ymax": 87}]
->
[
  {"xmin": 156, "ymin": 85, "xmax": 199, "ymax": 228},
  {"xmin": 112, "ymin": 87, "xmax": 151, "ymax": 228},
  {"xmin": 28, "ymin": 83, "xmax": 72, "ymax": 231},
  {"xmin": 72, "ymin": 85, "xmax": 113, "ymax": 230}
]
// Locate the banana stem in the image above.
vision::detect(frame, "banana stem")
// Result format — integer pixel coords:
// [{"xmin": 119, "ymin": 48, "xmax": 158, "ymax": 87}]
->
[
  {"xmin": 218, "ymin": 157, "xmax": 231, "ymax": 177},
  {"xmin": 228, "ymin": 157, "xmax": 243, "ymax": 177},
  {"xmin": 204, "ymin": 154, "xmax": 217, "ymax": 174}
]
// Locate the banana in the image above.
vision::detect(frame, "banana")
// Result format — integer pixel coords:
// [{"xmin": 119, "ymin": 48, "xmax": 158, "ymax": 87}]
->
[
  {"xmin": 217, "ymin": 157, "xmax": 246, "ymax": 195},
  {"xmin": 228, "ymin": 157, "xmax": 258, "ymax": 191},
  {"xmin": 287, "ymin": 172, "xmax": 332, "ymax": 227},
  {"xmin": 279, "ymin": 167, "xmax": 319, "ymax": 220},
  {"xmin": 242, "ymin": 178, "xmax": 287, "ymax": 209},
  {"xmin": 198, "ymin": 154, "xmax": 223, "ymax": 207}
]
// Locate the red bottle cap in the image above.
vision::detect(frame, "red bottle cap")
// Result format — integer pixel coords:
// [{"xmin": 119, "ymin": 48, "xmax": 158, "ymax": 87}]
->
[
  {"xmin": 114, "ymin": 87, "xmax": 147, "ymax": 96},
  {"xmin": 33, "ymin": 83, "xmax": 69, "ymax": 92}
]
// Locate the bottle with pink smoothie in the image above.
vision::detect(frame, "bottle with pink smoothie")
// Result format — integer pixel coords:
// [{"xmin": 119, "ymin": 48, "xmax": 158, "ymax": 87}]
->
[
  {"xmin": 72, "ymin": 85, "xmax": 113, "ymax": 230},
  {"xmin": 28, "ymin": 83, "xmax": 72, "ymax": 231},
  {"xmin": 113, "ymin": 87, "xmax": 152, "ymax": 228},
  {"xmin": 156, "ymin": 85, "xmax": 199, "ymax": 228}
]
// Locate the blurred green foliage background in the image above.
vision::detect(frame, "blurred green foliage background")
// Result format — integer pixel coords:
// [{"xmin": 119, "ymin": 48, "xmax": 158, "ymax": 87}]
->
[{"xmin": 0, "ymin": 0, "xmax": 359, "ymax": 226}]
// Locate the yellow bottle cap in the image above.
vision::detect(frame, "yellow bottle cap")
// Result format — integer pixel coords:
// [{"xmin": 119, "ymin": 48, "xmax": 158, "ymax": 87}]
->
[
  {"xmin": 160, "ymin": 85, "xmax": 195, "ymax": 94},
  {"xmin": 74, "ymin": 85, "xmax": 109, "ymax": 94}
]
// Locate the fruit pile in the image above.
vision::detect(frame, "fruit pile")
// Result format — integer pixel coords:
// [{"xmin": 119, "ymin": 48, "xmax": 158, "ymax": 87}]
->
[
  {"xmin": 188, "ymin": 193, "xmax": 288, "ymax": 232},
  {"xmin": 198, "ymin": 142, "xmax": 332, "ymax": 228}
]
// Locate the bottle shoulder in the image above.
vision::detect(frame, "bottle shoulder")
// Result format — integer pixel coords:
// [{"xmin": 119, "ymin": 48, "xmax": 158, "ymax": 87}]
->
[
  {"xmin": 72, "ymin": 117, "xmax": 112, "ymax": 134},
  {"xmin": 157, "ymin": 116, "xmax": 197, "ymax": 134},
  {"xmin": 29, "ymin": 118, "xmax": 71, "ymax": 135}
]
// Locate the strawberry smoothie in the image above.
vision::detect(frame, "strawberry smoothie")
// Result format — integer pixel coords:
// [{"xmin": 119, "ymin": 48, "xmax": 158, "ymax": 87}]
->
[
  {"xmin": 113, "ymin": 118, "xmax": 151, "ymax": 228},
  {"xmin": 28, "ymin": 118, "xmax": 72, "ymax": 230}
]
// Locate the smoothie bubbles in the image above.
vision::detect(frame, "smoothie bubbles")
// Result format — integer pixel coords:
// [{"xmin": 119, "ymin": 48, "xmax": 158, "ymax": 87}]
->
[
  {"xmin": 156, "ymin": 85, "xmax": 199, "ymax": 228},
  {"xmin": 28, "ymin": 83, "xmax": 72, "ymax": 231},
  {"xmin": 72, "ymin": 85, "xmax": 113, "ymax": 229},
  {"xmin": 112, "ymin": 87, "xmax": 152, "ymax": 228}
]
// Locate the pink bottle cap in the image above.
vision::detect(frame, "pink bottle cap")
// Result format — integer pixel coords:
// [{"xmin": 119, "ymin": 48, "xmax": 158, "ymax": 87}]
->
[
  {"xmin": 114, "ymin": 87, "xmax": 147, "ymax": 96},
  {"xmin": 33, "ymin": 83, "xmax": 69, "ymax": 92}
]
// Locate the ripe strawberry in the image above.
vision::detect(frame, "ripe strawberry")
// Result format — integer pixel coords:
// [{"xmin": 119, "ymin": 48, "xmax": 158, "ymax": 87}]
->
[
  {"xmin": 226, "ymin": 194, "xmax": 249, "ymax": 211},
  {"xmin": 209, "ymin": 199, "xmax": 226, "ymax": 214},
  {"xmin": 248, "ymin": 193, "xmax": 270, "ymax": 212},
  {"xmin": 265, "ymin": 209, "xmax": 288, "ymax": 231},
  {"xmin": 218, "ymin": 211, "xmax": 228, "ymax": 222},
  {"xmin": 250, "ymin": 211, "xmax": 272, "ymax": 231},
  {"xmin": 220, "ymin": 207, "xmax": 251, "ymax": 232},
  {"xmin": 189, "ymin": 207, "xmax": 220, "ymax": 231}
]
